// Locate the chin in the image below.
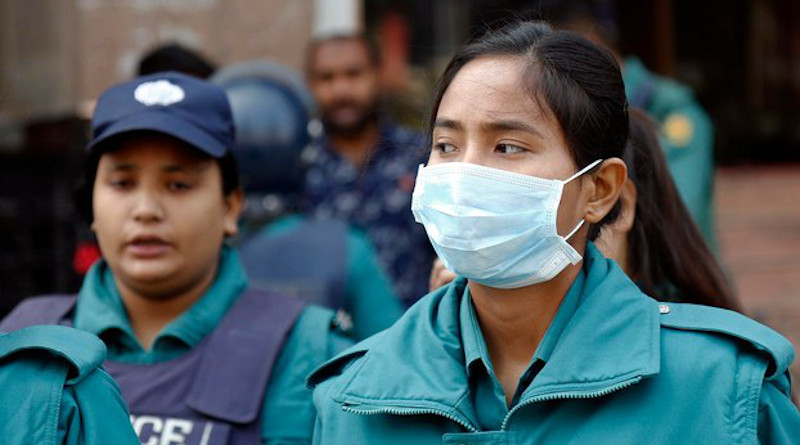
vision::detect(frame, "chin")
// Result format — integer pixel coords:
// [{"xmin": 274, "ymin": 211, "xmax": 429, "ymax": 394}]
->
[{"xmin": 120, "ymin": 261, "xmax": 180, "ymax": 287}]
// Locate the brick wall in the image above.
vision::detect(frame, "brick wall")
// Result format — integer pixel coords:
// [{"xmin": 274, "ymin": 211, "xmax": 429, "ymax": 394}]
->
[
  {"xmin": 717, "ymin": 166, "xmax": 800, "ymax": 398},
  {"xmin": 0, "ymin": 0, "xmax": 314, "ymax": 121}
]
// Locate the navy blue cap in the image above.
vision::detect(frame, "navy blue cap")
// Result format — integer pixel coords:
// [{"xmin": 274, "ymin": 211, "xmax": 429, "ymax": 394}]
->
[{"xmin": 88, "ymin": 72, "xmax": 234, "ymax": 158}]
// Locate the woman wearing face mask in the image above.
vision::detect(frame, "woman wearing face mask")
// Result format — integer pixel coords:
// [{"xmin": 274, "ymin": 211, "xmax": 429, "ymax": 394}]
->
[
  {"xmin": 430, "ymin": 108, "xmax": 742, "ymax": 313},
  {"xmin": 308, "ymin": 21, "xmax": 800, "ymax": 444}
]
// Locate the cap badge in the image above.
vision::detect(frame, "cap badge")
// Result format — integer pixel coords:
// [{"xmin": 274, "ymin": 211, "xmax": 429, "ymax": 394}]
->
[{"xmin": 134, "ymin": 80, "xmax": 185, "ymax": 106}]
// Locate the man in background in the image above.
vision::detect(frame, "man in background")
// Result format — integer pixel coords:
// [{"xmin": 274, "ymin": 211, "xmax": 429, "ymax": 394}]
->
[{"xmin": 304, "ymin": 34, "xmax": 434, "ymax": 305}]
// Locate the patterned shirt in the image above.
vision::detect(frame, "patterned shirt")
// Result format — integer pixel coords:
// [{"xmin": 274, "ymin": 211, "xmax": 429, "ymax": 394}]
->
[{"xmin": 304, "ymin": 121, "xmax": 434, "ymax": 306}]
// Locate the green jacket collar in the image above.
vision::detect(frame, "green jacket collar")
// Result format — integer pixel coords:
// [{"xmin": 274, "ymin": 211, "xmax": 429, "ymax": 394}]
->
[
  {"xmin": 315, "ymin": 244, "xmax": 661, "ymax": 421},
  {"xmin": 74, "ymin": 246, "xmax": 248, "ymax": 358},
  {"xmin": 460, "ymin": 267, "xmax": 585, "ymax": 378}
]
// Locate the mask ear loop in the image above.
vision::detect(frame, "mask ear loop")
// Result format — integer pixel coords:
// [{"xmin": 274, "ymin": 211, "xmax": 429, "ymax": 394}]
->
[
  {"xmin": 564, "ymin": 219, "xmax": 585, "ymax": 240},
  {"xmin": 563, "ymin": 159, "xmax": 604, "ymax": 184},
  {"xmin": 560, "ymin": 159, "xmax": 604, "ymax": 240}
]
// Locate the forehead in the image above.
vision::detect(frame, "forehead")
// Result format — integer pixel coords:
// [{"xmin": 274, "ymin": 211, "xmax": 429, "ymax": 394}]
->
[
  {"xmin": 438, "ymin": 56, "xmax": 543, "ymax": 120},
  {"xmin": 310, "ymin": 39, "xmax": 372, "ymax": 71},
  {"xmin": 98, "ymin": 134, "xmax": 211, "ymax": 167}
]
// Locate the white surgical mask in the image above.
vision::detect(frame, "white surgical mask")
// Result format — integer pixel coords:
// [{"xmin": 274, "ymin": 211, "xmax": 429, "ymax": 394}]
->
[{"xmin": 411, "ymin": 159, "xmax": 603, "ymax": 289}]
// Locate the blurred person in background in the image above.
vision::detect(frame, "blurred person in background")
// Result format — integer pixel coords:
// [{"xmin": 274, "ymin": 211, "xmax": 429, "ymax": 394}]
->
[
  {"xmin": 2, "ymin": 72, "xmax": 350, "ymax": 444},
  {"xmin": 546, "ymin": 0, "xmax": 717, "ymax": 245},
  {"xmin": 213, "ymin": 61, "xmax": 404, "ymax": 340},
  {"xmin": 0, "ymin": 325, "xmax": 139, "ymax": 444},
  {"xmin": 304, "ymin": 33, "xmax": 435, "ymax": 306},
  {"xmin": 429, "ymin": 109, "xmax": 741, "ymax": 313},
  {"xmin": 138, "ymin": 43, "xmax": 217, "ymax": 80}
]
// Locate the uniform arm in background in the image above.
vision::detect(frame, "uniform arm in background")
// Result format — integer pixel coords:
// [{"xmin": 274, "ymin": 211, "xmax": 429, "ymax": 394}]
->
[{"xmin": 345, "ymin": 231, "xmax": 405, "ymax": 340}]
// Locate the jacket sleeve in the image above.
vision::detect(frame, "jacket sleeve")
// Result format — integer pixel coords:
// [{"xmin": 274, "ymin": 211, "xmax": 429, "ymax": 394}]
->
[
  {"xmin": 261, "ymin": 306, "xmax": 354, "ymax": 444},
  {"xmin": 345, "ymin": 231, "xmax": 404, "ymax": 340},
  {"xmin": 757, "ymin": 373, "xmax": 800, "ymax": 444},
  {"xmin": 57, "ymin": 368, "xmax": 140, "ymax": 445}
]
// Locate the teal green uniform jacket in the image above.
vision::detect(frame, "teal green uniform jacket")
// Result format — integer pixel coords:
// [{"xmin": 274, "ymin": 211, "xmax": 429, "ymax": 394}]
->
[
  {"xmin": 623, "ymin": 57, "xmax": 716, "ymax": 245},
  {"xmin": 308, "ymin": 244, "xmax": 800, "ymax": 444},
  {"xmin": 0, "ymin": 325, "xmax": 139, "ymax": 445},
  {"xmin": 245, "ymin": 215, "xmax": 404, "ymax": 340},
  {"xmin": 72, "ymin": 247, "xmax": 352, "ymax": 444}
]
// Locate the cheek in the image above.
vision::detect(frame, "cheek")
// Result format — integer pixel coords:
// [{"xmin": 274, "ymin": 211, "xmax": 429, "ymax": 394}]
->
[
  {"xmin": 354, "ymin": 76, "xmax": 379, "ymax": 100},
  {"xmin": 312, "ymin": 81, "xmax": 333, "ymax": 101},
  {"xmin": 172, "ymin": 196, "xmax": 229, "ymax": 240},
  {"xmin": 555, "ymin": 181, "xmax": 587, "ymax": 234},
  {"xmin": 91, "ymin": 189, "xmax": 122, "ymax": 238},
  {"xmin": 426, "ymin": 151, "xmax": 444, "ymax": 165}
]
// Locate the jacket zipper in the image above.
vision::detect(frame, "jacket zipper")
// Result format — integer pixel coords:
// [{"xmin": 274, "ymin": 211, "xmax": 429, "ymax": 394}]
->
[
  {"xmin": 342, "ymin": 403, "xmax": 478, "ymax": 432},
  {"xmin": 500, "ymin": 376, "xmax": 642, "ymax": 430},
  {"xmin": 340, "ymin": 377, "xmax": 641, "ymax": 434}
]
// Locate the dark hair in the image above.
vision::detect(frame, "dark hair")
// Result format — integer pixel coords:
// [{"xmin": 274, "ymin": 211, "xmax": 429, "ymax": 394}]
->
[
  {"xmin": 305, "ymin": 33, "xmax": 382, "ymax": 73},
  {"xmin": 138, "ymin": 43, "xmax": 217, "ymax": 79},
  {"xmin": 621, "ymin": 109, "xmax": 740, "ymax": 311},
  {"xmin": 75, "ymin": 132, "xmax": 240, "ymax": 223},
  {"xmin": 428, "ymin": 20, "xmax": 629, "ymax": 239}
]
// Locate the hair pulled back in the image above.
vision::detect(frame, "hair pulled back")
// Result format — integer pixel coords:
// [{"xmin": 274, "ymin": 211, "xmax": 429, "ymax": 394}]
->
[{"xmin": 623, "ymin": 109, "xmax": 740, "ymax": 311}]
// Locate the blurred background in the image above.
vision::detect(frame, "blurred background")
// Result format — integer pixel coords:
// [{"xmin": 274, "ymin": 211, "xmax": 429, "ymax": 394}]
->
[{"xmin": 0, "ymin": 0, "xmax": 798, "ymax": 381}]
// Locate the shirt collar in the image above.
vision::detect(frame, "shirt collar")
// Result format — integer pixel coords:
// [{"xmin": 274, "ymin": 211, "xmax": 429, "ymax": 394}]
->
[{"xmin": 74, "ymin": 246, "xmax": 248, "ymax": 354}]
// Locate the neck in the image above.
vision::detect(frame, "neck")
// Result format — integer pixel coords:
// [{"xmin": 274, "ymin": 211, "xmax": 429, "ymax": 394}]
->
[
  {"xmin": 328, "ymin": 119, "xmax": 380, "ymax": 168},
  {"xmin": 469, "ymin": 261, "xmax": 581, "ymax": 405},
  {"xmin": 115, "ymin": 267, "xmax": 217, "ymax": 351}
]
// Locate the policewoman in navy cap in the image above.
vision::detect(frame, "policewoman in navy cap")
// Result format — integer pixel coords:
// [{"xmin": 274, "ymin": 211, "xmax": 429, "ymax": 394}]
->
[{"xmin": 2, "ymin": 72, "xmax": 351, "ymax": 444}]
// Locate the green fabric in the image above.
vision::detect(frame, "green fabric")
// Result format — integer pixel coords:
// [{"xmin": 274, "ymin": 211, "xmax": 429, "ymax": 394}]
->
[
  {"xmin": 0, "ymin": 326, "xmax": 139, "ymax": 445},
  {"xmin": 309, "ymin": 243, "xmax": 800, "ymax": 444},
  {"xmin": 255, "ymin": 215, "xmax": 404, "ymax": 340},
  {"xmin": 623, "ymin": 57, "xmax": 716, "ymax": 246},
  {"xmin": 460, "ymin": 269, "xmax": 584, "ymax": 430},
  {"xmin": 74, "ymin": 245, "xmax": 248, "ymax": 363},
  {"xmin": 74, "ymin": 245, "xmax": 352, "ymax": 444}
]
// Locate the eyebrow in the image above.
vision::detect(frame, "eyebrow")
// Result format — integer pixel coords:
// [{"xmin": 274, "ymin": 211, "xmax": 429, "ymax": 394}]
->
[
  {"xmin": 107, "ymin": 162, "xmax": 209, "ymax": 174},
  {"xmin": 481, "ymin": 119, "xmax": 545, "ymax": 138},
  {"xmin": 433, "ymin": 118, "xmax": 545, "ymax": 139},
  {"xmin": 433, "ymin": 118, "xmax": 463, "ymax": 131},
  {"xmin": 162, "ymin": 164, "xmax": 209, "ymax": 174}
]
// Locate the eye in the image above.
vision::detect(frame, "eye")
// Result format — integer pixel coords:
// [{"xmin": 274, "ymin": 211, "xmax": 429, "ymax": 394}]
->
[
  {"xmin": 167, "ymin": 181, "xmax": 192, "ymax": 191},
  {"xmin": 109, "ymin": 178, "xmax": 134, "ymax": 189},
  {"xmin": 495, "ymin": 143, "xmax": 526, "ymax": 154},
  {"xmin": 433, "ymin": 143, "xmax": 457, "ymax": 154}
]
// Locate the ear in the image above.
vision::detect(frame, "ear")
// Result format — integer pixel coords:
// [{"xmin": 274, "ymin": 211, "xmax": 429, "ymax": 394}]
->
[
  {"xmin": 222, "ymin": 188, "xmax": 244, "ymax": 237},
  {"xmin": 584, "ymin": 158, "xmax": 627, "ymax": 224},
  {"xmin": 614, "ymin": 179, "xmax": 637, "ymax": 233}
]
